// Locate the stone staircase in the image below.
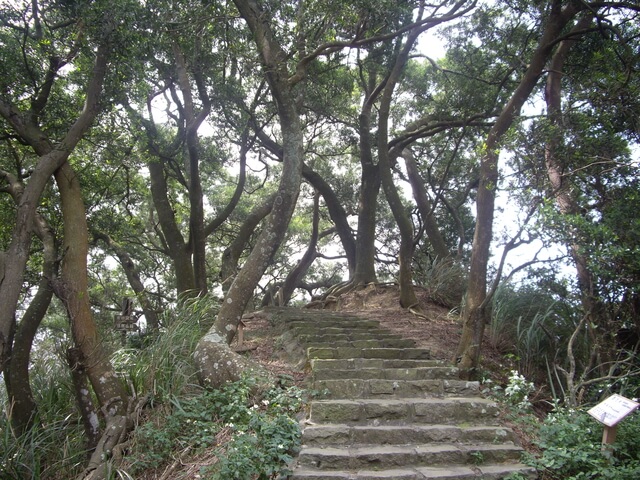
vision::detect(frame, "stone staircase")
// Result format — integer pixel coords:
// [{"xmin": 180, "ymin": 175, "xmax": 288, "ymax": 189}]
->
[{"xmin": 273, "ymin": 308, "xmax": 536, "ymax": 480}]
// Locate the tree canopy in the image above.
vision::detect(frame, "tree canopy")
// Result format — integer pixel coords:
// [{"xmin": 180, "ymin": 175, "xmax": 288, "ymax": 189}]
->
[{"xmin": 2, "ymin": 0, "xmax": 640, "ymax": 477}]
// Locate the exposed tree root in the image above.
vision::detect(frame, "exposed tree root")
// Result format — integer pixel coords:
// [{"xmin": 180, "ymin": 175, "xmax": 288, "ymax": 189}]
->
[{"xmin": 78, "ymin": 395, "xmax": 148, "ymax": 480}]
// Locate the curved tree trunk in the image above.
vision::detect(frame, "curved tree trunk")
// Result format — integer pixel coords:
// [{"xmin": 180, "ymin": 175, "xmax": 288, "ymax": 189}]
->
[
  {"xmin": 148, "ymin": 158, "xmax": 196, "ymax": 295},
  {"xmin": 455, "ymin": 1, "xmax": 585, "ymax": 378},
  {"xmin": 0, "ymin": 171, "xmax": 58, "ymax": 433},
  {"xmin": 93, "ymin": 231, "xmax": 160, "ymax": 332},
  {"xmin": 0, "ymin": 32, "xmax": 112, "ymax": 377},
  {"xmin": 402, "ymin": 148, "xmax": 450, "ymax": 260},
  {"xmin": 302, "ymin": 163, "xmax": 356, "ymax": 274},
  {"xmin": 4, "ymin": 213, "xmax": 57, "ymax": 434},
  {"xmin": 220, "ymin": 192, "xmax": 276, "ymax": 293},
  {"xmin": 278, "ymin": 191, "xmax": 320, "ymax": 305},
  {"xmin": 194, "ymin": 0, "xmax": 304, "ymax": 389},
  {"xmin": 54, "ymin": 161, "xmax": 129, "ymax": 444},
  {"xmin": 376, "ymin": 18, "xmax": 429, "ymax": 310}
]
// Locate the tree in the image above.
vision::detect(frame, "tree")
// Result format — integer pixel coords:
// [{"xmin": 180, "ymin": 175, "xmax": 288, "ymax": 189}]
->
[
  {"xmin": 194, "ymin": 0, "xmax": 306, "ymax": 388},
  {"xmin": 455, "ymin": 0, "xmax": 595, "ymax": 378}
]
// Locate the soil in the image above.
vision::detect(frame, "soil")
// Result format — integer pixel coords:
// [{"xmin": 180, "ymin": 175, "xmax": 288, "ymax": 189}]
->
[
  {"xmin": 239, "ymin": 284, "xmax": 511, "ymax": 384},
  {"xmin": 132, "ymin": 285, "xmax": 535, "ymax": 479}
]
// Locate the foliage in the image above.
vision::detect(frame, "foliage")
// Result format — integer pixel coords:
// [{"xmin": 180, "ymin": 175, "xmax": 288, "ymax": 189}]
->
[
  {"xmin": 524, "ymin": 407, "xmax": 640, "ymax": 480},
  {"xmin": 503, "ymin": 370, "xmax": 536, "ymax": 410},
  {"xmin": 489, "ymin": 283, "xmax": 564, "ymax": 380},
  {"xmin": 0, "ymin": 351, "xmax": 86, "ymax": 479},
  {"xmin": 125, "ymin": 376, "xmax": 303, "ymax": 479},
  {"xmin": 113, "ymin": 294, "xmax": 220, "ymax": 399},
  {"xmin": 414, "ymin": 257, "xmax": 467, "ymax": 308}
]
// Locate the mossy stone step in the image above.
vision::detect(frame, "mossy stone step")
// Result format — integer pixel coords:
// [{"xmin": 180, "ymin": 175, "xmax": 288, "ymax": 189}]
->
[
  {"xmin": 290, "ymin": 464, "xmax": 536, "ymax": 480},
  {"xmin": 309, "ymin": 398, "xmax": 500, "ymax": 425},
  {"xmin": 308, "ymin": 347, "xmax": 431, "ymax": 360},
  {"xmin": 285, "ymin": 331, "xmax": 406, "ymax": 343},
  {"xmin": 284, "ymin": 318, "xmax": 381, "ymax": 329},
  {"xmin": 283, "ymin": 325, "xmax": 392, "ymax": 338},
  {"xmin": 312, "ymin": 365, "xmax": 459, "ymax": 381},
  {"xmin": 302, "ymin": 338, "xmax": 417, "ymax": 350},
  {"xmin": 302, "ymin": 424, "xmax": 516, "ymax": 446},
  {"xmin": 313, "ymin": 378, "xmax": 480, "ymax": 399},
  {"xmin": 276, "ymin": 308, "xmax": 536, "ymax": 480},
  {"xmin": 296, "ymin": 443, "xmax": 524, "ymax": 470},
  {"xmin": 311, "ymin": 358, "xmax": 444, "ymax": 371}
]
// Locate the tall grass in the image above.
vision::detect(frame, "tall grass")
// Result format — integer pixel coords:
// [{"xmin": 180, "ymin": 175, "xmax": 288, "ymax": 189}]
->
[
  {"xmin": 1, "ymin": 295, "xmax": 221, "ymax": 479},
  {"xmin": 489, "ymin": 284, "xmax": 559, "ymax": 380},
  {"xmin": 1, "ymin": 355, "xmax": 87, "ymax": 479},
  {"xmin": 417, "ymin": 257, "xmax": 467, "ymax": 308},
  {"xmin": 112, "ymin": 294, "xmax": 220, "ymax": 401}
]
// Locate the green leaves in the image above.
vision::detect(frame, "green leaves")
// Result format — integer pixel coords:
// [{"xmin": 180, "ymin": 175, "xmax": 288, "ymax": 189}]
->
[{"xmin": 128, "ymin": 376, "xmax": 304, "ymax": 478}]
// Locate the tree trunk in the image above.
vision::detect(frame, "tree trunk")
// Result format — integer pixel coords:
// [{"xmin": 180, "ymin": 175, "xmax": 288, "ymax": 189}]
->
[
  {"xmin": 544, "ymin": 15, "xmax": 609, "ymax": 369},
  {"xmin": 0, "ymin": 34, "xmax": 112, "ymax": 378},
  {"xmin": 173, "ymin": 41, "xmax": 211, "ymax": 295},
  {"xmin": 67, "ymin": 347, "xmax": 101, "ymax": 453},
  {"xmin": 278, "ymin": 191, "xmax": 320, "ymax": 305},
  {"xmin": 302, "ymin": 163, "xmax": 356, "ymax": 275},
  {"xmin": 195, "ymin": 0, "xmax": 304, "ymax": 389},
  {"xmin": 0, "ymin": 171, "xmax": 58, "ymax": 433},
  {"xmin": 455, "ymin": 1, "xmax": 584, "ymax": 378},
  {"xmin": 402, "ymin": 148, "xmax": 450, "ymax": 260},
  {"xmin": 54, "ymin": 161, "xmax": 129, "ymax": 417},
  {"xmin": 353, "ymin": 105, "xmax": 381, "ymax": 285},
  {"xmin": 148, "ymin": 158, "xmax": 196, "ymax": 295},
  {"xmin": 94, "ymin": 231, "xmax": 160, "ymax": 332},
  {"xmin": 220, "ymin": 193, "xmax": 276, "ymax": 293},
  {"xmin": 376, "ymin": 21, "xmax": 427, "ymax": 309},
  {"xmin": 4, "ymin": 214, "xmax": 57, "ymax": 434}
]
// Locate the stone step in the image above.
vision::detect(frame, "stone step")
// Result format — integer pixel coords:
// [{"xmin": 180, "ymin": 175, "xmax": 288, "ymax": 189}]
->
[
  {"xmin": 277, "ymin": 308, "xmax": 535, "ymax": 480},
  {"xmin": 311, "ymin": 358, "xmax": 444, "ymax": 372},
  {"xmin": 284, "ymin": 331, "xmax": 405, "ymax": 343},
  {"xmin": 302, "ymin": 338, "xmax": 417, "ymax": 350},
  {"xmin": 308, "ymin": 347, "xmax": 431, "ymax": 360},
  {"xmin": 312, "ymin": 365, "xmax": 460, "ymax": 380},
  {"xmin": 291, "ymin": 464, "xmax": 536, "ymax": 480},
  {"xmin": 302, "ymin": 424, "xmax": 516, "ymax": 446},
  {"xmin": 289, "ymin": 463, "xmax": 536, "ymax": 479},
  {"xmin": 284, "ymin": 318, "xmax": 382, "ymax": 329},
  {"xmin": 309, "ymin": 398, "xmax": 499, "ymax": 425},
  {"xmin": 313, "ymin": 378, "xmax": 480, "ymax": 399},
  {"xmin": 296, "ymin": 443, "xmax": 524, "ymax": 470}
]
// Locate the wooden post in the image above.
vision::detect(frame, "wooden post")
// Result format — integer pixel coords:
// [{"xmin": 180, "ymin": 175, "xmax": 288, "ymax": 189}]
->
[
  {"xmin": 601, "ymin": 424, "xmax": 617, "ymax": 458},
  {"xmin": 237, "ymin": 319, "xmax": 246, "ymax": 347},
  {"xmin": 588, "ymin": 394, "xmax": 639, "ymax": 458}
]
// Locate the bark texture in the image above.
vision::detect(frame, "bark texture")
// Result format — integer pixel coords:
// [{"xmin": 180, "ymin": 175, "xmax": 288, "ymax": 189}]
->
[
  {"xmin": 0, "ymin": 34, "xmax": 112, "ymax": 376},
  {"xmin": 402, "ymin": 148, "xmax": 450, "ymax": 260},
  {"xmin": 456, "ymin": 1, "xmax": 586, "ymax": 378},
  {"xmin": 195, "ymin": 0, "xmax": 304, "ymax": 389},
  {"xmin": 54, "ymin": 162, "xmax": 129, "ymax": 414}
]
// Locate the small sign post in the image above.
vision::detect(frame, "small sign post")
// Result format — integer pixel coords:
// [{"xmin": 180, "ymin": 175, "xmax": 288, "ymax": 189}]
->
[
  {"xmin": 588, "ymin": 394, "xmax": 639, "ymax": 454},
  {"xmin": 114, "ymin": 297, "xmax": 138, "ymax": 344}
]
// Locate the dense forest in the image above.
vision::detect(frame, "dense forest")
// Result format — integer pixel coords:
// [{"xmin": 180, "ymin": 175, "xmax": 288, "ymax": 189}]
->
[{"xmin": 1, "ymin": 0, "xmax": 640, "ymax": 478}]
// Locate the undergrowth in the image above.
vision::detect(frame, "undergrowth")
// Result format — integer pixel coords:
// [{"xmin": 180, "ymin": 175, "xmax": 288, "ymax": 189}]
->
[
  {"xmin": 495, "ymin": 371, "xmax": 640, "ymax": 480},
  {"xmin": 124, "ymin": 375, "xmax": 303, "ymax": 479},
  {"xmin": 2, "ymin": 295, "xmax": 303, "ymax": 479}
]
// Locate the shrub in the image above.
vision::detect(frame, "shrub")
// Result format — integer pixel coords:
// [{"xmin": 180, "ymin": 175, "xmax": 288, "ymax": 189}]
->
[
  {"xmin": 126, "ymin": 375, "xmax": 303, "ymax": 478},
  {"xmin": 527, "ymin": 407, "xmax": 640, "ymax": 479}
]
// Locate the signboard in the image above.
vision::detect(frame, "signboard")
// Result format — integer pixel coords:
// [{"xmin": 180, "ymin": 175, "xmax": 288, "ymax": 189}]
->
[
  {"xmin": 114, "ymin": 298, "xmax": 138, "ymax": 333},
  {"xmin": 588, "ymin": 394, "xmax": 639, "ymax": 427}
]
